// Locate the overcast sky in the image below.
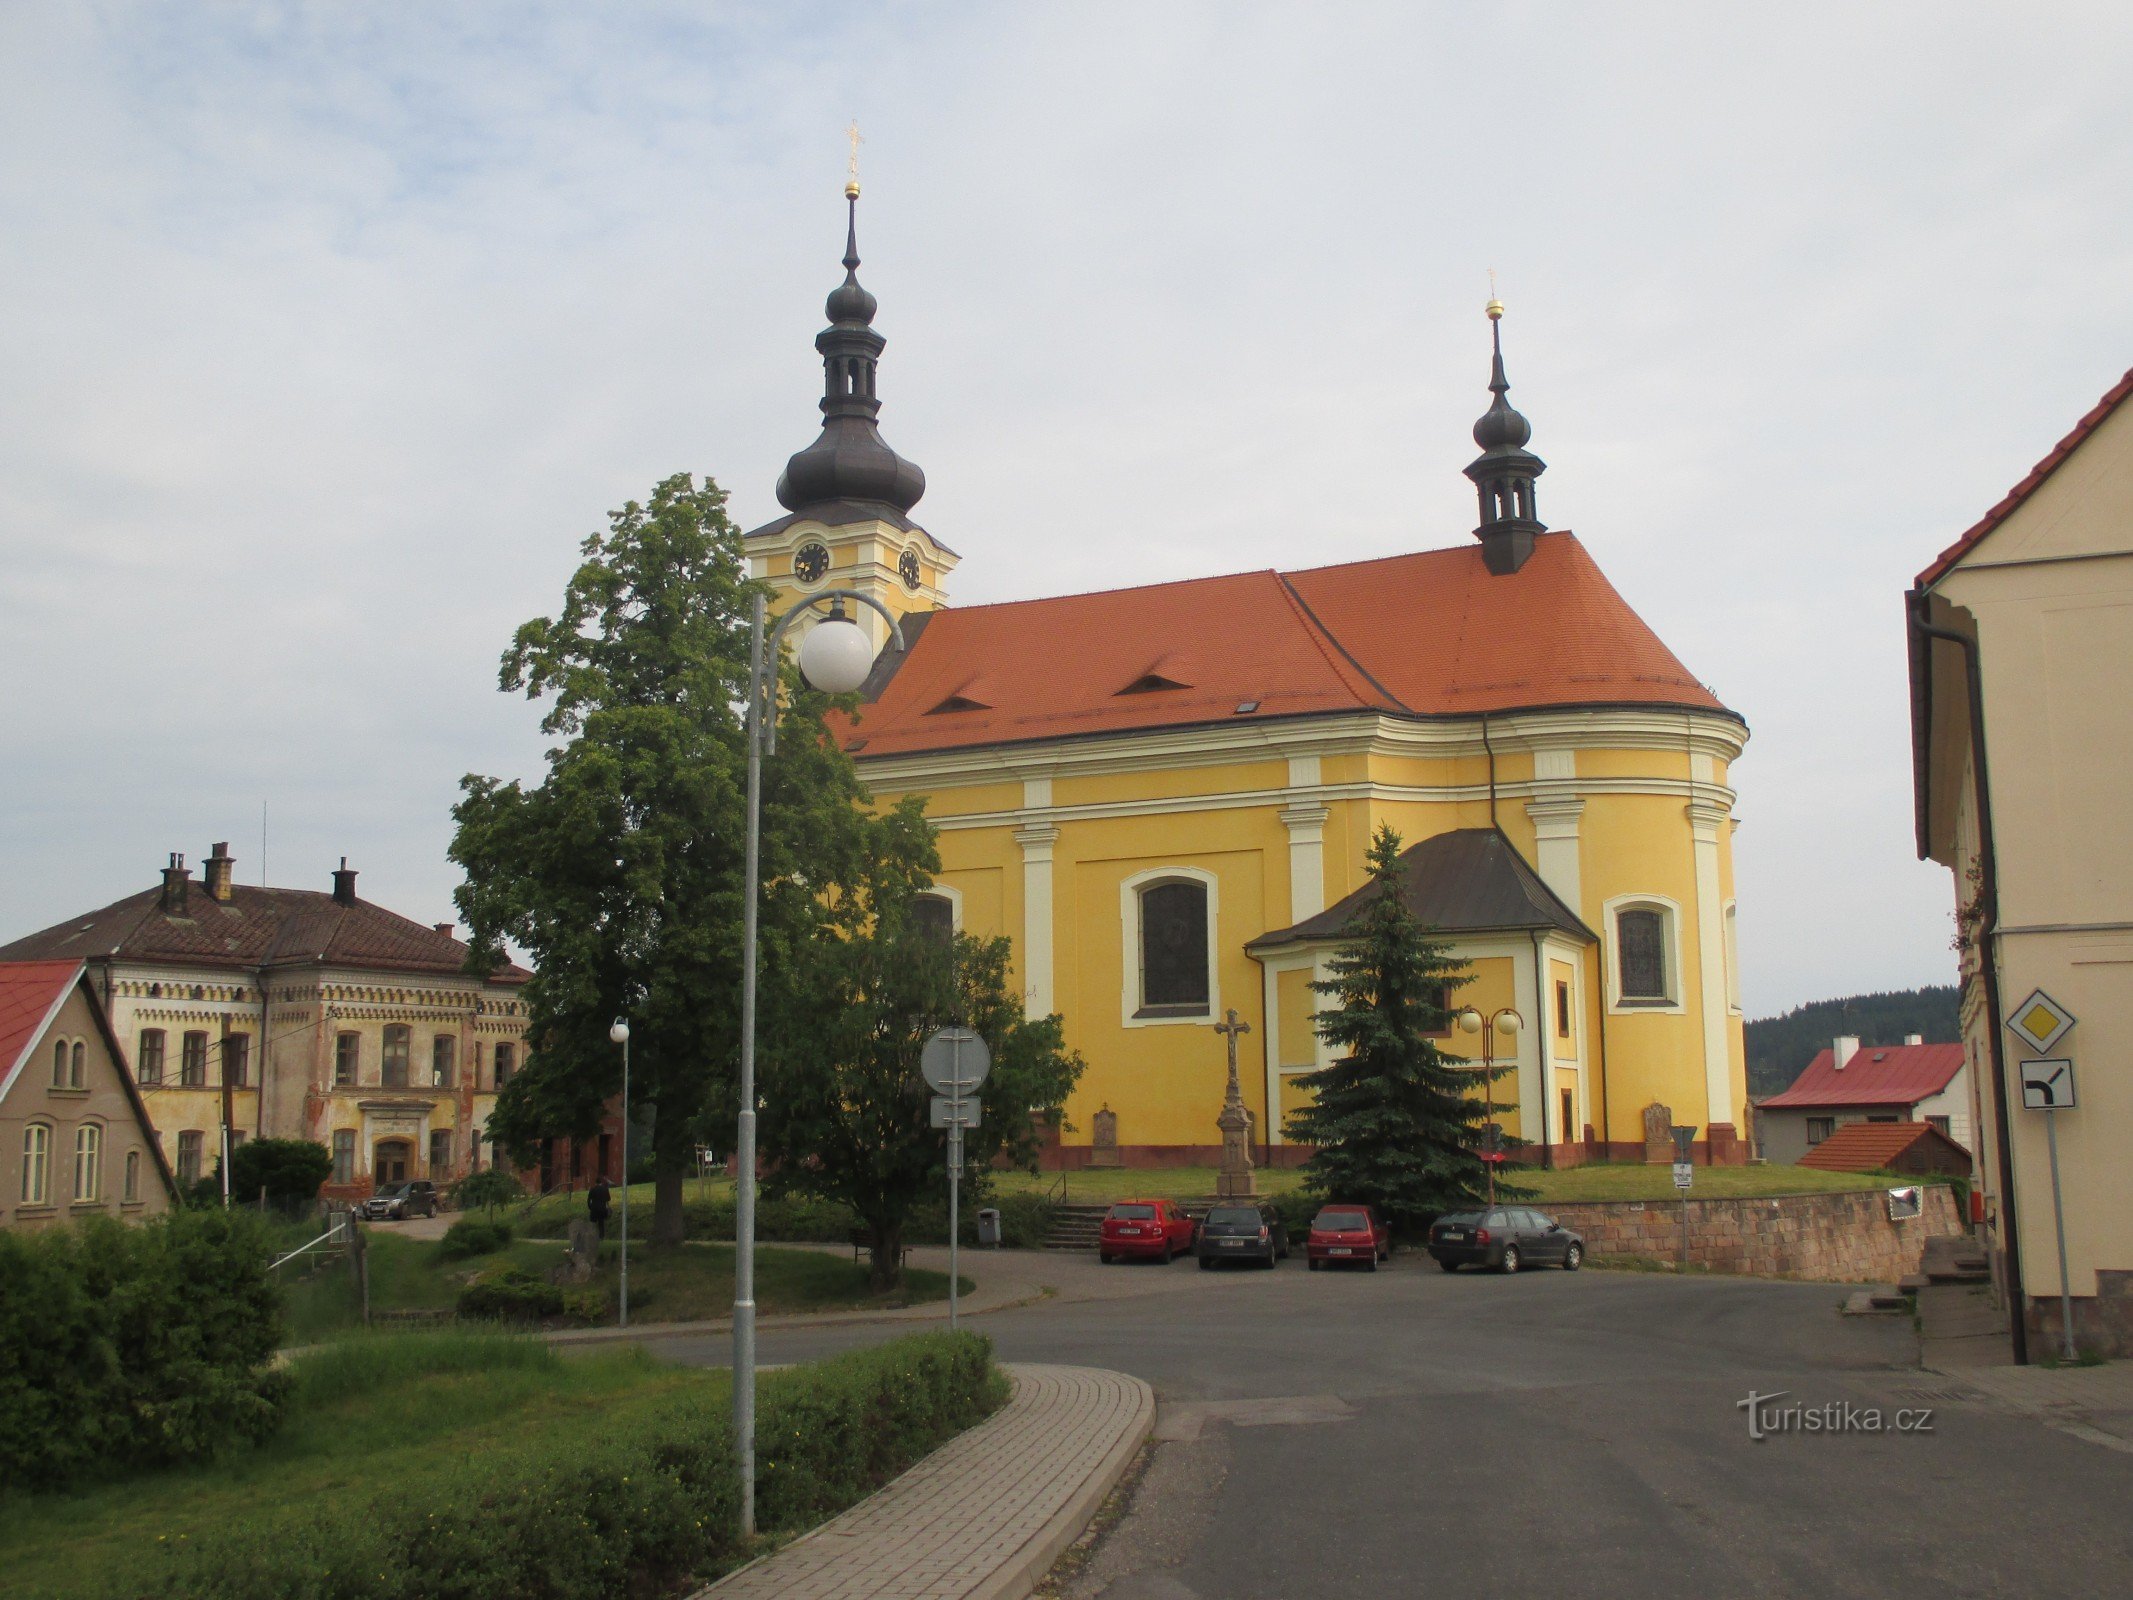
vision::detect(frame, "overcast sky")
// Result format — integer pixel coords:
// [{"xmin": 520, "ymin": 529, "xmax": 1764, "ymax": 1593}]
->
[{"xmin": 3, "ymin": 4, "xmax": 2128, "ymax": 1016}]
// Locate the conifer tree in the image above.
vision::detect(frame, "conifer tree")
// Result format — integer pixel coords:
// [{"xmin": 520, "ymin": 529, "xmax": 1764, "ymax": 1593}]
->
[{"xmin": 1284, "ymin": 823, "xmax": 1524, "ymax": 1232}]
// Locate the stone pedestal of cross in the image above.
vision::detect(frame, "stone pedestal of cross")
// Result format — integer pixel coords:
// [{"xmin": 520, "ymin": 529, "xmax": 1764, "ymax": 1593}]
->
[{"xmin": 1214, "ymin": 1008, "xmax": 1256, "ymax": 1200}]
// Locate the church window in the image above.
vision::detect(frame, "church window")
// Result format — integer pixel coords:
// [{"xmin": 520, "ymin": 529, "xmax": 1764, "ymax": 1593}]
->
[
  {"xmin": 382, "ymin": 1026, "xmax": 411, "ymax": 1088},
  {"xmin": 1137, "ymin": 879, "xmax": 1211, "ymax": 1017},
  {"xmin": 180, "ymin": 1032, "xmax": 208, "ymax": 1087},
  {"xmin": 1556, "ymin": 981, "xmax": 1573, "ymax": 1039},
  {"xmin": 137, "ymin": 1029, "xmax": 165, "ymax": 1085},
  {"xmin": 912, "ymin": 893, "xmax": 956, "ymax": 946},
  {"xmin": 335, "ymin": 1032, "xmax": 360, "ymax": 1087},
  {"xmin": 1608, "ymin": 899, "xmax": 1679, "ymax": 1009}
]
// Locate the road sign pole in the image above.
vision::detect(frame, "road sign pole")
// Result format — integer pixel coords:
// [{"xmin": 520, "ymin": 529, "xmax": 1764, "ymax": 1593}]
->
[
  {"xmin": 2045, "ymin": 1108, "xmax": 2076, "ymax": 1360},
  {"xmin": 949, "ymin": 1036, "xmax": 960, "ymax": 1334}
]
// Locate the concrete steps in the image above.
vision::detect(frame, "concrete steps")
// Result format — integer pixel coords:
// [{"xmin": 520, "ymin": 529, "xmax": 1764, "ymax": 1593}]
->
[
  {"xmin": 1039, "ymin": 1198, "xmax": 1230, "ymax": 1252},
  {"xmin": 1922, "ymin": 1233, "xmax": 1991, "ymax": 1284}
]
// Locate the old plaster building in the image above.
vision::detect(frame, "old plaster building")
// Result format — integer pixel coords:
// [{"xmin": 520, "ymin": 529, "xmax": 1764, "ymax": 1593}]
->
[
  {"xmin": 0, "ymin": 845, "xmax": 529, "ymax": 1197},
  {"xmin": 748, "ymin": 190, "xmax": 1751, "ymax": 1167},
  {"xmin": 2, "ymin": 960, "xmax": 175, "ymax": 1228},
  {"xmin": 1909, "ymin": 364, "xmax": 2133, "ymax": 1358}
]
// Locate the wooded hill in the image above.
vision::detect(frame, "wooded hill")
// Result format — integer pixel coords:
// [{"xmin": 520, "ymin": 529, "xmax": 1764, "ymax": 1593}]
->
[{"xmin": 1745, "ymin": 986, "xmax": 1960, "ymax": 1099}]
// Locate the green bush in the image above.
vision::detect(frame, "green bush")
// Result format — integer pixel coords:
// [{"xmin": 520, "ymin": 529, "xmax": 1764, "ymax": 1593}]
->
[
  {"xmin": 560, "ymin": 1287, "xmax": 610, "ymax": 1325},
  {"xmin": 452, "ymin": 1168, "xmax": 525, "ymax": 1216},
  {"xmin": 456, "ymin": 1266, "xmax": 564, "ymax": 1323},
  {"xmin": 437, "ymin": 1217, "xmax": 514, "ymax": 1260},
  {"xmin": 219, "ymin": 1139, "xmax": 334, "ymax": 1215},
  {"xmin": 96, "ymin": 1331, "xmax": 1005, "ymax": 1600},
  {"xmin": 0, "ymin": 1210, "xmax": 286, "ymax": 1487}
]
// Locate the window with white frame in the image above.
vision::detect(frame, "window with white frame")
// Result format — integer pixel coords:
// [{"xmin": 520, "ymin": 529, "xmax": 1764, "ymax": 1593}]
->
[
  {"xmin": 912, "ymin": 891, "xmax": 957, "ymax": 946},
  {"xmin": 73, "ymin": 1124, "xmax": 102, "ymax": 1202},
  {"xmin": 1608, "ymin": 898, "xmax": 1680, "ymax": 1008},
  {"xmin": 1133, "ymin": 875, "xmax": 1213, "ymax": 1018},
  {"xmin": 21, "ymin": 1124, "xmax": 51, "ymax": 1205}
]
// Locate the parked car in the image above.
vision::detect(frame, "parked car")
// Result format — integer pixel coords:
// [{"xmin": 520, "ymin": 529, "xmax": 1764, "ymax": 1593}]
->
[
  {"xmin": 1305, "ymin": 1204, "xmax": 1392, "ymax": 1270},
  {"xmin": 359, "ymin": 1180, "xmax": 438, "ymax": 1221},
  {"xmin": 1098, "ymin": 1198, "xmax": 1197, "ymax": 1264},
  {"xmin": 1195, "ymin": 1203, "xmax": 1289, "ymax": 1269},
  {"xmin": 1428, "ymin": 1206, "xmax": 1584, "ymax": 1273}
]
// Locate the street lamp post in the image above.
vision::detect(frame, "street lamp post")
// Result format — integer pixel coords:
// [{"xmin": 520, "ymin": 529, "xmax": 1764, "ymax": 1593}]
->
[
  {"xmin": 1456, "ymin": 1006, "xmax": 1523, "ymax": 1207},
  {"xmin": 608, "ymin": 1018, "xmax": 630, "ymax": 1328},
  {"xmin": 736, "ymin": 587, "xmax": 904, "ymax": 1539}
]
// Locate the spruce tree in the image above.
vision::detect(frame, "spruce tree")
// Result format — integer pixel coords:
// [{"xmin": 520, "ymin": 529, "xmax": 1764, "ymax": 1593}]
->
[{"xmin": 1285, "ymin": 823, "xmax": 1524, "ymax": 1232}]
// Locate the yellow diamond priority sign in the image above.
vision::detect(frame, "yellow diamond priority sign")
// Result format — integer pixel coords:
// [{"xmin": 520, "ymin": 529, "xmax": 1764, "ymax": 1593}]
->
[{"xmin": 2007, "ymin": 989, "xmax": 2076, "ymax": 1055}]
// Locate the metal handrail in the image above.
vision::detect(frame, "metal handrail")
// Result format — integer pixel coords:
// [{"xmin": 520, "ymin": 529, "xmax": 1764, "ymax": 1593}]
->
[{"xmin": 269, "ymin": 1216, "xmax": 350, "ymax": 1272}]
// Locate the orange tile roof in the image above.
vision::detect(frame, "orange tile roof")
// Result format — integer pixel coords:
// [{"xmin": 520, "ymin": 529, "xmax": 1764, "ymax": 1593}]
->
[
  {"xmin": 1917, "ymin": 367, "xmax": 2133, "ymax": 590},
  {"xmin": 847, "ymin": 531, "xmax": 1730, "ymax": 758},
  {"xmin": 1796, "ymin": 1121, "xmax": 1959, "ymax": 1173}
]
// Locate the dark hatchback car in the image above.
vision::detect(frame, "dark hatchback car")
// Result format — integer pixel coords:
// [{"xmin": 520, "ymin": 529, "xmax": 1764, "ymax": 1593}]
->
[
  {"xmin": 359, "ymin": 1180, "xmax": 439, "ymax": 1221},
  {"xmin": 1195, "ymin": 1204, "xmax": 1289, "ymax": 1269},
  {"xmin": 1428, "ymin": 1206, "xmax": 1584, "ymax": 1273}
]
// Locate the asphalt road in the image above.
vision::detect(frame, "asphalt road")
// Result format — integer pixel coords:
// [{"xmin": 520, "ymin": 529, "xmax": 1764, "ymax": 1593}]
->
[{"xmin": 651, "ymin": 1251, "xmax": 2133, "ymax": 1599}]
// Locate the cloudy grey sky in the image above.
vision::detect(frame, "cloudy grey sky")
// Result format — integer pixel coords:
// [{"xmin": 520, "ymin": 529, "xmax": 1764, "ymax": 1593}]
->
[{"xmin": 3, "ymin": 4, "xmax": 2128, "ymax": 1016}]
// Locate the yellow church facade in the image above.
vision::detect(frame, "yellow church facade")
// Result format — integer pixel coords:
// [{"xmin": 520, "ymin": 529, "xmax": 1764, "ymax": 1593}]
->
[{"xmin": 747, "ymin": 192, "xmax": 1749, "ymax": 1167}]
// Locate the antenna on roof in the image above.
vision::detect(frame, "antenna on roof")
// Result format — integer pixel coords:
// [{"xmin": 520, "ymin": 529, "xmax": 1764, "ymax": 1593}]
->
[{"xmin": 261, "ymin": 800, "xmax": 268, "ymax": 888}]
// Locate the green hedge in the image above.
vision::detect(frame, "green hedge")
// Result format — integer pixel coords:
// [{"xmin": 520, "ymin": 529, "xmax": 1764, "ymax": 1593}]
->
[
  {"xmin": 436, "ymin": 1217, "xmax": 513, "ymax": 1260},
  {"xmin": 522, "ymin": 1189, "xmax": 1059, "ymax": 1253},
  {"xmin": 0, "ymin": 1210, "xmax": 286, "ymax": 1488},
  {"xmin": 97, "ymin": 1331, "xmax": 1007, "ymax": 1600}
]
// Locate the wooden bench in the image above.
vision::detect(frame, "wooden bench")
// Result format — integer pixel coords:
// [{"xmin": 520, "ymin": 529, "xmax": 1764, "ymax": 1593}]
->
[{"xmin": 849, "ymin": 1228, "xmax": 911, "ymax": 1267}]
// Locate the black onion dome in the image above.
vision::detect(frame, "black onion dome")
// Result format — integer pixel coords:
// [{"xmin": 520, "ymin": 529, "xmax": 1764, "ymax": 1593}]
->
[
  {"xmin": 774, "ymin": 193, "xmax": 926, "ymax": 519},
  {"xmin": 1473, "ymin": 392, "xmax": 1532, "ymax": 450}
]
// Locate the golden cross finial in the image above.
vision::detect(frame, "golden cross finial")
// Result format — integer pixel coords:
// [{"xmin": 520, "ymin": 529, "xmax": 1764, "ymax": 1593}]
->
[
  {"xmin": 1486, "ymin": 266, "xmax": 1503, "ymax": 321},
  {"xmin": 845, "ymin": 120, "xmax": 863, "ymax": 198}
]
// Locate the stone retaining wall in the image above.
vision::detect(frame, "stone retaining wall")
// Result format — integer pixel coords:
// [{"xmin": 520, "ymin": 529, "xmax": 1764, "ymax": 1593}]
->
[{"xmin": 1546, "ymin": 1185, "xmax": 1964, "ymax": 1282}]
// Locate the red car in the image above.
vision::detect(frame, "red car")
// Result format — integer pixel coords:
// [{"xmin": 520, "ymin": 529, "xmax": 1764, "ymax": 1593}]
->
[
  {"xmin": 1098, "ymin": 1199, "xmax": 1198, "ymax": 1264},
  {"xmin": 1305, "ymin": 1204, "xmax": 1392, "ymax": 1271}
]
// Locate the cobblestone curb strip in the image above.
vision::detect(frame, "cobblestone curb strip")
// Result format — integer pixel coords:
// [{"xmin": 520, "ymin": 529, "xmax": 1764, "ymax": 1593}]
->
[{"xmin": 696, "ymin": 1364, "xmax": 1154, "ymax": 1600}]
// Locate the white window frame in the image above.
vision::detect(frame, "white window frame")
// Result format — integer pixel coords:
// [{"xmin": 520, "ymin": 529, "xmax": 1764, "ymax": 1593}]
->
[
  {"xmin": 21, "ymin": 1123, "xmax": 52, "ymax": 1206},
  {"xmin": 1603, "ymin": 893, "xmax": 1686, "ymax": 1015},
  {"xmin": 74, "ymin": 1122, "xmax": 102, "ymax": 1203},
  {"xmin": 1119, "ymin": 866, "xmax": 1220, "ymax": 1028}
]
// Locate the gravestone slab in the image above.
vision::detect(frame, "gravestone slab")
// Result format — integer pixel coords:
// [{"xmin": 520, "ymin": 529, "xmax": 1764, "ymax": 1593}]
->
[
  {"xmin": 1643, "ymin": 1102, "xmax": 1674, "ymax": 1165},
  {"xmin": 1090, "ymin": 1106, "xmax": 1122, "ymax": 1168}
]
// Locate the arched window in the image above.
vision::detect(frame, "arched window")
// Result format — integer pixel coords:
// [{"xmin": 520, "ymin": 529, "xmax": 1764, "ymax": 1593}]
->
[
  {"xmin": 51, "ymin": 1040, "xmax": 67, "ymax": 1087},
  {"xmin": 21, "ymin": 1125, "xmax": 50, "ymax": 1205},
  {"xmin": 382, "ymin": 1025, "xmax": 411, "ymax": 1088},
  {"xmin": 1605, "ymin": 896, "xmax": 1682, "ymax": 1010},
  {"xmin": 912, "ymin": 892, "xmax": 957, "ymax": 946},
  {"xmin": 1135, "ymin": 877, "xmax": 1212, "ymax": 1018},
  {"xmin": 70, "ymin": 1040, "xmax": 86, "ymax": 1089},
  {"xmin": 124, "ymin": 1148, "xmax": 142, "ymax": 1204},
  {"xmin": 74, "ymin": 1124, "xmax": 102, "ymax": 1203}
]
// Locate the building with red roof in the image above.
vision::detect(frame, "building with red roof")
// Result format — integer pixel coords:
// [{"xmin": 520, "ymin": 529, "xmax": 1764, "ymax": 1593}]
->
[
  {"xmin": 1794, "ymin": 1120, "xmax": 1971, "ymax": 1180},
  {"xmin": 1755, "ymin": 1035, "xmax": 1970, "ymax": 1166},
  {"xmin": 1907, "ymin": 363, "xmax": 2133, "ymax": 1359},
  {"xmin": 0, "ymin": 844, "xmax": 552, "ymax": 1199},
  {"xmin": 2, "ymin": 961, "xmax": 176, "ymax": 1228},
  {"xmin": 744, "ymin": 194, "xmax": 1751, "ymax": 1168}
]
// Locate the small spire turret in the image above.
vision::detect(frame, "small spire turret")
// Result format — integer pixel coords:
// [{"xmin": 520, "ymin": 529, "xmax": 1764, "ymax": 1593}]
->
[{"xmin": 1463, "ymin": 297, "xmax": 1546, "ymax": 575}]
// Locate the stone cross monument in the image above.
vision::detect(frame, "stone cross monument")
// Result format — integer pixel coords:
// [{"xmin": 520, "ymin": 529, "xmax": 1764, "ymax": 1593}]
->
[{"xmin": 1213, "ymin": 1009, "xmax": 1256, "ymax": 1199}]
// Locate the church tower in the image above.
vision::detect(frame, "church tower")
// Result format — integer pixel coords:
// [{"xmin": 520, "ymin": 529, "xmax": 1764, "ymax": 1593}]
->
[
  {"xmin": 745, "ymin": 161, "xmax": 956, "ymax": 650},
  {"xmin": 1464, "ymin": 298, "xmax": 1548, "ymax": 576}
]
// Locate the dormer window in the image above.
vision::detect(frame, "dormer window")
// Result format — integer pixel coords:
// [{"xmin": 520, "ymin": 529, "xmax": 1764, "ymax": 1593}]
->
[{"xmin": 1117, "ymin": 652, "xmax": 1195, "ymax": 696}]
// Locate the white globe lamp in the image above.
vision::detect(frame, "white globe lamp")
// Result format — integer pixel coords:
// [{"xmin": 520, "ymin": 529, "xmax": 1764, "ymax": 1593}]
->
[
  {"xmin": 609, "ymin": 1019, "xmax": 629, "ymax": 1044},
  {"xmin": 1495, "ymin": 1010, "xmax": 1520, "ymax": 1037},
  {"xmin": 1457, "ymin": 1008, "xmax": 1482, "ymax": 1035},
  {"xmin": 797, "ymin": 603, "xmax": 876, "ymax": 694}
]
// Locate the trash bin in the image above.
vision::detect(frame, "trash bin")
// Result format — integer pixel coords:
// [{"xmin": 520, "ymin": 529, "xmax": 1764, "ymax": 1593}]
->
[{"xmin": 976, "ymin": 1207, "xmax": 1003, "ymax": 1247}]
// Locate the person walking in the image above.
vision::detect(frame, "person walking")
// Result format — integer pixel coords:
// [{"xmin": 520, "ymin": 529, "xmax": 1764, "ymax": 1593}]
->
[{"xmin": 587, "ymin": 1176, "xmax": 612, "ymax": 1240}]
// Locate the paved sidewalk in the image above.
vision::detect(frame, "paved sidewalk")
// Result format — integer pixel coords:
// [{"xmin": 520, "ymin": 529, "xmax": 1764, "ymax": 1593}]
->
[
  {"xmin": 1949, "ymin": 1361, "xmax": 2133, "ymax": 1454},
  {"xmin": 696, "ymin": 1364, "xmax": 1153, "ymax": 1600}
]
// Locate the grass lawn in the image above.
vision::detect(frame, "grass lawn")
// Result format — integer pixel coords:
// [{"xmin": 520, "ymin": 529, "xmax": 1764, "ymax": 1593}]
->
[
  {"xmin": 1518, "ymin": 1164, "xmax": 1923, "ymax": 1204},
  {"xmin": 0, "ymin": 1332, "xmax": 711, "ymax": 1597},
  {"xmin": 282, "ymin": 1230, "xmax": 965, "ymax": 1341}
]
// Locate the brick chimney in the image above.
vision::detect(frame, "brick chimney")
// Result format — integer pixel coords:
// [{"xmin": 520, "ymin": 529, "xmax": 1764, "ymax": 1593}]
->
[
  {"xmin": 434, "ymin": 922, "xmax": 454, "ymax": 938},
  {"xmin": 203, "ymin": 841, "xmax": 235, "ymax": 903},
  {"xmin": 159, "ymin": 853, "xmax": 190, "ymax": 913},
  {"xmin": 331, "ymin": 857, "xmax": 358, "ymax": 907},
  {"xmin": 1833, "ymin": 1035, "xmax": 1860, "ymax": 1070}
]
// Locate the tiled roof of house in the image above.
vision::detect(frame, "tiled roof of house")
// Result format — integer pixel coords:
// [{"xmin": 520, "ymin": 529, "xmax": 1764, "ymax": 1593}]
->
[
  {"xmin": 1249, "ymin": 827, "xmax": 1594, "ymax": 953},
  {"xmin": 846, "ymin": 531, "xmax": 1732, "ymax": 759},
  {"xmin": 0, "ymin": 960, "xmax": 82, "ymax": 1100},
  {"xmin": 1796, "ymin": 1120, "xmax": 1966, "ymax": 1174},
  {"xmin": 0, "ymin": 884, "xmax": 528, "ymax": 983},
  {"xmin": 1759, "ymin": 1042, "xmax": 1963, "ymax": 1109},
  {"xmin": 1916, "ymin": 367, "xmax": 2133, "ymax": 590}
]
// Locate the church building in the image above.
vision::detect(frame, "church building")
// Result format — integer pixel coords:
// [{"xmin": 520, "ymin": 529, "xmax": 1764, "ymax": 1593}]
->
[{"xmin": 748, "ymin": 185, "xmax": 1751, "ymax": 1167}]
